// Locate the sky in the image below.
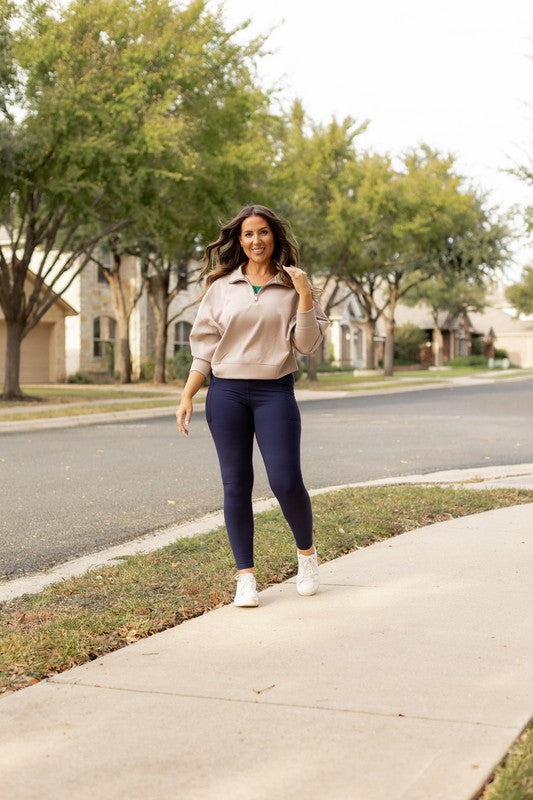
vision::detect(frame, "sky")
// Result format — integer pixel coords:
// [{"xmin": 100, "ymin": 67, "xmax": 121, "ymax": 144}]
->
[{"xmin": 215, "ymin": 0, "xmax": 532, "ymax": 282}]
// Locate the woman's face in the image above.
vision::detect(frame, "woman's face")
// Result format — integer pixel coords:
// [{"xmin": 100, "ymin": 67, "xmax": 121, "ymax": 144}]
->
[{"xmin": 239, "ymin": 215, "xmax": 275, "ymax": 269}]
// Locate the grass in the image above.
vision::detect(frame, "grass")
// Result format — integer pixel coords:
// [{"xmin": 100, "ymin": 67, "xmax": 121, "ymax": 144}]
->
[
  {"xmin": 0, "ymin": 398, "xmax": 179, "ymax": 421},
  {"xmin": 2, "ymin": 369, "xmax": 532, "ymax": 419},
  {"xmin": 0, "ymin": 386, "xmax": 177, "ymax": 405},
  {"xmin": 297, "ymin": 366, "xmax": 533, "ymax": 392},
  {"xmin": 1, "ymin": 484, "xmax": 532, "ymax": 698},
  {"xmin": 477, "ymin": 721, "xmax": 533, "ymax": 800}
]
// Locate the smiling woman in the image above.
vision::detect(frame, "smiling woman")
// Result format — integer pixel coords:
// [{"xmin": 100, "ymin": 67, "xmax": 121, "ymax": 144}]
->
[{"xmin": 176, "ymin": 204, "xmax": 329, "ymax": 607}]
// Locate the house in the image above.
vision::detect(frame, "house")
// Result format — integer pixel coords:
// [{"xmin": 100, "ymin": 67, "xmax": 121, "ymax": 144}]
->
[
  {"xmin": 0, "ymin": 271, "xmax": 77, "ymax": 384},
  {"xmin": 392, "ymin": 303, "xmax": 496, "ymax": 365},
  {"xmin": 469, "ymin": 305, "xmax": 533, "ymax": 367},
  {"xmin": 62, "ymin": 251, "xmax": 201, "ymax": 379}
]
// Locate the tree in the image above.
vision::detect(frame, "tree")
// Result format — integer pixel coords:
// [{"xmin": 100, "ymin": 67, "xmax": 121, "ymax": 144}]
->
[
  {"xmin": 130, "ymin": 16, "xmax": 278, "ymax": 384},
  {"xmin": 0, "ymin": 0, "xmax": 273, "ymax": 395},
  {"xmin": 327, "ymin": 147, "xmax": 510, "ymax": 375},
  {"xmin": 268, "ymin": 101, "xmax": 367, "ymax": 379},
  {"xmin": 505, "ymin": 266, "xmax": 533, "ymax": 316}
]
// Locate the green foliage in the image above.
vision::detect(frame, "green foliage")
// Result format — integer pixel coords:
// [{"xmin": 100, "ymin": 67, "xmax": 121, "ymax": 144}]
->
[
  {"xmin": 405, "ymin": 272, "xmax": 489, "ymax": 317},
  {"xmin": 172, "ymin": 346, "xmax": 193, "ymax": 380},
  {"xmin": 66, "ymin": 371, "xmax": 95, "ymax": 384},
  {"xmin": 0, "ymin": 0, "xmax": 276, "ymax": 396},
  {"xmin": 448, "ymin": 355, "xmax": 488, "ymax": 367},
  {"xmin": 505, "ymin": 266, "xmax": 533, "ymax": 316},
  {"xmin": 494, "ymin": 348, "xmax": 509, "ymax": 359},
  {"xmin": 139, "ymin": 360, "xmax": 155, "ymax": 381},
  {"xmin": 394, "ymin": 323, "xmax": 427, "ymax": 363}
]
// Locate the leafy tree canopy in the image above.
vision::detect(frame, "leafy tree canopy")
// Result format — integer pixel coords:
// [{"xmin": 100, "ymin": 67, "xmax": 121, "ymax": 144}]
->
[{"xmin": 505, "ymin": 265, "xmax": 533, "ymax": 316}]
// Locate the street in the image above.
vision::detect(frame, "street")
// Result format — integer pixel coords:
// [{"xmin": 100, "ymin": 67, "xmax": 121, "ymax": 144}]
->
[{"xmin": 1, "ymin": 378, "xmax": 532, "ymax": 580}]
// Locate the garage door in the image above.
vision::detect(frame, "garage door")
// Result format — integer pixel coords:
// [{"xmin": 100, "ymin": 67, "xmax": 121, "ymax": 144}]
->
[{"xmin": 0, "ymin": 321, "xmax": 51, "ymax": 384}]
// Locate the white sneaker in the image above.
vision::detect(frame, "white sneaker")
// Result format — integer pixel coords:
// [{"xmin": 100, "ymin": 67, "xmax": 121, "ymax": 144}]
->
[
  {"xmin": 297, "ymin": 549, "xmax": 320, "ymax": 596},
  {"xmin": 234, "ymin": 573, "xmax": 259, "ymax": 607}
]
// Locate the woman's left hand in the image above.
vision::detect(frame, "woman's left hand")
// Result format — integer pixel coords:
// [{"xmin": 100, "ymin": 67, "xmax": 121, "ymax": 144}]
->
[{"xmin": 282, "ymin": 265, "xmax": 312, "ymax": 297}]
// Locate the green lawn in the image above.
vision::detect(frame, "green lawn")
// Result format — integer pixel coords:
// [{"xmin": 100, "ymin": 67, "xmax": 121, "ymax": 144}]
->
[
  {"xmin": 2, "ymin": 484, "xmax": 531, "ymax": 696},
  {"xmin": 0, "ymin": 386, "xmax": 176, "ymax": 407}
]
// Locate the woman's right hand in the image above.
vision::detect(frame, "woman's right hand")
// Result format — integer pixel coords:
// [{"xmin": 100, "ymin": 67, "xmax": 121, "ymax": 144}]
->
[{"xmin": 176, "ymin": 396, "xmax": 193, "ymax": 436}]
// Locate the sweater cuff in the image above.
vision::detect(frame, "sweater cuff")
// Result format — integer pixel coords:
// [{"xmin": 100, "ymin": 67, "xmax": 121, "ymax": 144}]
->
[
  {"xmin": 296, "ymin": 308, "xmax": 318, "ymax": 327},
  {"xmin": 190, "ymin": 358, "xmax": 211, "ymax": 378}
]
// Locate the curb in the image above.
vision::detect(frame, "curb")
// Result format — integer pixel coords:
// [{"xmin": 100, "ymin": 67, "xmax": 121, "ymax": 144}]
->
[
  {"xmin": 2, "ymin": 462, "xmax": 532, "ymax": 603},
  {"xmin": 3, "ymin": 374, "xmax": 531, "ymax": 433}
]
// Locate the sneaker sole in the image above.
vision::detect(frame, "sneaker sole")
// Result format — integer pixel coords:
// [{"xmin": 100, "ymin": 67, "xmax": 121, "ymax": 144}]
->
[
  {"xmin": 297, "ymin": 584, "xmax": 319, "ymax": 596},
  {"xmin": 234, "ymin": 599, "xmax": 259, "ymax": 607}
]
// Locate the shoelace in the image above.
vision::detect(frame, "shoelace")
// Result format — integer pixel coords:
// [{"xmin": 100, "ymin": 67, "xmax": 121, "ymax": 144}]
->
[
  {"xmin": 299, "ymin": 557, "xmax": 316, "ymax": 578},
  {"xmin": 236, "ymin": 574, "xmax": 255, "ymax": 594}
]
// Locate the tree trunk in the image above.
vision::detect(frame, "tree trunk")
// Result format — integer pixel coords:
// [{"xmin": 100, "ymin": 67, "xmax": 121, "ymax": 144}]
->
[
  {"xmin": 306, "ymin": 351, "xmax": 320, "ymax": 382},
  {"xmin": 2, "ymin": 320, "xmax": 24, "ymax": 399},
  {"xmin": 383, "ymin": 317, "xmax": 395, "ymax": 377},
  {"xmin": 153, "ymin": 306, "xmax": 168, "ymax": 384},
  {"xmin": 364, "ymin": 319, "xmax": 376, "ymax": 370},
  {"xmin": 108, "ymin": 268, "xmax": 132, "ymax": 384},
  {"xmin": 432, "ymin": 327, "xmax": 444, "ymax": 367},
  {"xmin": 116, "ymin": 316, "xmax": 132, "ymax": 384}
]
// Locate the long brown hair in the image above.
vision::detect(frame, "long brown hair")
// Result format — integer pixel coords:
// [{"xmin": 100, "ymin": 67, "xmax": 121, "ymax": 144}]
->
[{"xmin": 200, "ymin": 204, "xmax": 300, "ymax": 291}]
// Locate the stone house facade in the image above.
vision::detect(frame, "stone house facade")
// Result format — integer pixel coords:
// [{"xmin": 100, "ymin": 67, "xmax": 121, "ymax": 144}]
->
[{"xmin": 62, "ymin": 252, "xmax": 201, "ymax": 380}]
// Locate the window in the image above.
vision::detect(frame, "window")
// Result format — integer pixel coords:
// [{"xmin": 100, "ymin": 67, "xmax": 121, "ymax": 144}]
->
[
  {"xmin": 174, "ymin": 321, "xmax": 192, "ymax": 354},
  {"xmin": 177, "ymin": 260, "xmax": 189, "ymax": 291},
  {"xmin": 97, "ymin": 247, "xmax": 113, "ymax": 283},
  {"xmin": 93, "ymin": 316, "xmax": 117, "ymax": 357}
]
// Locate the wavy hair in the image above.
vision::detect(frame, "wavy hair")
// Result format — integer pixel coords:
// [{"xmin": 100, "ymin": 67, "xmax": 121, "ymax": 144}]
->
[{"xmin": 200, "ymin": 204, "xmax": 300, "ymax": 291}]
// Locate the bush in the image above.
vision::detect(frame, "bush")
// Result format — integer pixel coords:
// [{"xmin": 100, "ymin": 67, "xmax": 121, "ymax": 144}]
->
[
  {"xmin": 471, "ymin": 336, "xmax": 486, "ymax": 356},
  {"xmin": 172, "ymin": 347, "xmax": 193, "ymax": 381},
  {"xmin": 67, "ymin": 371, "xmax": 95, "ymax": 384},
  {"xmin": 394, "ymin": 324, "xmax": 427, "ymax": 364},
  {"xmin": 448, "ymin": 355, "xmax": 488, "ymax": 367},
  {"xmin": 494, "ymin": 347, "xmax": 509, "ymax": 359},
  {"xmin": 139, "ymin": 360, "xmax": 155, "ymax": 381}
]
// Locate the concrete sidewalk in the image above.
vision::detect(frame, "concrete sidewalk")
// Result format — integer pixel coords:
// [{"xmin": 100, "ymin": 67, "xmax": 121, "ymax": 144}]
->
[{"xmin": 1, "ymin": 502, "xmax": 532, "ymax": 799}]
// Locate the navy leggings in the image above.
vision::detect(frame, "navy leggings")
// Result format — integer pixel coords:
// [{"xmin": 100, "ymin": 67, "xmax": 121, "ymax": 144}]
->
[{"xmin": 205, "ymin": 373, "xmax": 313, "ymax": 569}]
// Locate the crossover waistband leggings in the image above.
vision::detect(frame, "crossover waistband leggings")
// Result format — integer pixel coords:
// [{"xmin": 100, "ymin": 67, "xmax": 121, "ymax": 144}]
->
[{"xmin": 205, "ymin": 373, "xmax": 313, "ymax": 569}]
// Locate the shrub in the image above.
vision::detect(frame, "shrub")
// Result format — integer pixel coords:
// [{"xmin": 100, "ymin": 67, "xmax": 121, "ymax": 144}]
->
[
  {"xmin": 394, "ymin": 324, "xmax": 427, "ymax": 364},
  {"xmin": 172, "ymin": 347, "xmax": 193, "ymax": 380},
  {"xmin": 448, "ymin": 355, "xmax": 488, "ymax": 367},
  {"xmin": 139, "ymin": 360, "xmax": 155, "ymax": 381},
  {"xmin": 494, "ymin": 347, "xmax": 509, "ymax": 359},
  {"xmin": 67, "ymin": 371, "xmax": 95, "ymax": 384}
]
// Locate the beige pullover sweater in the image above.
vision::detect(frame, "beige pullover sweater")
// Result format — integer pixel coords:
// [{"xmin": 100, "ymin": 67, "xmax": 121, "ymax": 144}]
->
[{"xmin": 189, "ymin": 266, "xmax": 329, "ymax": 379}]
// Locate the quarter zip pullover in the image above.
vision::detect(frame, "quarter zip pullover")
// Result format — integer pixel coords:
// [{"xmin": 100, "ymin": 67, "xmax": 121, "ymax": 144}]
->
[{"xmin": 189, "ymin": 266, "xmax": 329, "ymax": 379}]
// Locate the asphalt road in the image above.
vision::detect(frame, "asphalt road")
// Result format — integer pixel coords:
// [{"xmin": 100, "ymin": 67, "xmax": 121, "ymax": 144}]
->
[{"xmin": 1, "ymin": 379, "xmax": 532, "ymax": 580}]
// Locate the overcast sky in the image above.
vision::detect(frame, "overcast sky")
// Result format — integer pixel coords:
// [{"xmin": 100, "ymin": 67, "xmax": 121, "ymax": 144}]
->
[{"xmin": 216, "ymin": 0, "xmax": 532, "ymax": 280}]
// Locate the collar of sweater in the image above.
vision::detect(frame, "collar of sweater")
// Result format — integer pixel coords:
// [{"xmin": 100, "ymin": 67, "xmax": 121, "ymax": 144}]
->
[{"xmin": 228, "ymin": 264, "xmax": 287, "ymax": 287}]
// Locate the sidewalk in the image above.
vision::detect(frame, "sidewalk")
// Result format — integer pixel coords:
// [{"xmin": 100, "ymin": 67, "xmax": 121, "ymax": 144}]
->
[{"xmin": 1, "ymin": 474, "xmax": 532, "ymax": 798}]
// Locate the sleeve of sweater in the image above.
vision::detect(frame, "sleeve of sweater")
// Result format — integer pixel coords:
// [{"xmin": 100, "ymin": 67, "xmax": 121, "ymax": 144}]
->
[
  {"xmin": 188, "ymin": 290, "xmax": 222, "ymax": 377},
  {"xmin": 290, "ymin": 301, "xmax": 330, "ymax": 355}
]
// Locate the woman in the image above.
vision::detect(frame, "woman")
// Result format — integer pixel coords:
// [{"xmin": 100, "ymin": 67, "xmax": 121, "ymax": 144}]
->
[{"xmin": 176, "ymin": 204, "xmax": 329, "ymax": 607}]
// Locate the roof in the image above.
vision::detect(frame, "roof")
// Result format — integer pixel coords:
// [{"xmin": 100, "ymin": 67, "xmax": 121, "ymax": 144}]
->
[{"xmin": 24, "ymin": 270, "xmax": 78, "ymax": 317}]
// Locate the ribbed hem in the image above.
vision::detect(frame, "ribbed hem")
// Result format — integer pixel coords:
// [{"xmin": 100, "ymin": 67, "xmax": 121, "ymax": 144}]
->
[
  {"xmin": 190, "ymin": 358, "xmax": 211, "ymax": 377},
  {"xmin": 212, "ymin": 359, "xmax": 297, "ymax": 379}
]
